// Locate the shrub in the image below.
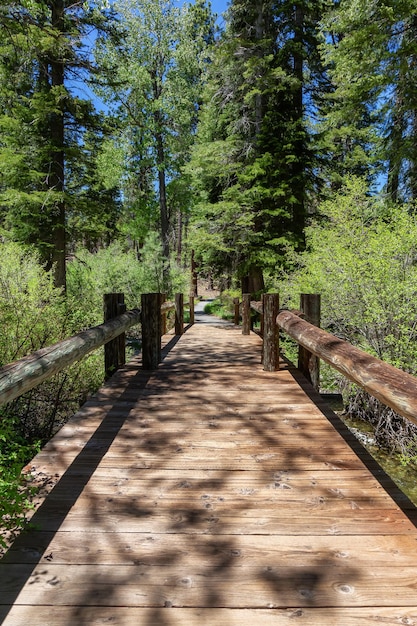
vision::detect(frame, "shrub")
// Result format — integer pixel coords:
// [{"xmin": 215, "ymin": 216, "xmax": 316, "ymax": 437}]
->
[
  {"xmin": 67, "ymin": 233, "xmax": 190, "ymax": 322},
  {"xmin": 0, "ymin": 242, "xmax": 67, "ymax": 365},
  {"xmin": 0, "ymin": 414, "xmax": 39, "ymax": 550},
  {"xmin": 203, "ymin": 289, "xmax": 240, "ymax": 319},
  {"xmin": 279, "ymin": 177, "xmax": 417, "ymax": 457},
  {"xmin": 0, "ymin": 243, "xmax": 68, "ymax": 548}
]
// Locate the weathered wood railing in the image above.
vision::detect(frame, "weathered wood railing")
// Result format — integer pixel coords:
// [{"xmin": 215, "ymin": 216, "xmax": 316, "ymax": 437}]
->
[
  {"xmin": 4, "ymin": 287, "xmax": 417, "ymax": 430},
  {"xmin": 0, "ymin": 292, "xmax": 193, "ymax": 407},
  {"xmin": 238, "ymin": 292, "xmax": 417, "ymax": 428}
]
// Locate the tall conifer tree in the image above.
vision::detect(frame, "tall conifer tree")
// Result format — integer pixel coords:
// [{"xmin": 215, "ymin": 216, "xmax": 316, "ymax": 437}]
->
[
  {"xmin": 188, "ymin": 0, "xmax": 327, "ymax": 291},
  {"xmin": 0, "ymin": 0, "xmax": 119, "ymax": 288},
  {"xmin": 321, "ymin": 0, "xmax": 417, "ymax": 200}
]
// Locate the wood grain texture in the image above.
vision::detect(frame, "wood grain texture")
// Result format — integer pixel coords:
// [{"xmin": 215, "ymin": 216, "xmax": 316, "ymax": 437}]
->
[
  {"xmin": 4, "ymin": 607, "xmax": 417, "ymax": 626},
  {"xmin": 1, "ymin": 323, "xmax": 417, "ymax": 625}
]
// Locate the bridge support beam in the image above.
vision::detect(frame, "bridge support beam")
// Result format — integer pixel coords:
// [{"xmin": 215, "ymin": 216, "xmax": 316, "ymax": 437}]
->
[
  {"xmin": 242, "ymin": 294, "xmax": 251, "ymax": 335},
  {"xmin": 175, "ymin": 293, "xmax": 184, "ymax": 336},
  {"xmin": 189, "ymin": 294, "xmax": 195, "ymax": 325},
  {"xmin": 233, "ymin": 298, "xmax": 240, "ymax": 326}
]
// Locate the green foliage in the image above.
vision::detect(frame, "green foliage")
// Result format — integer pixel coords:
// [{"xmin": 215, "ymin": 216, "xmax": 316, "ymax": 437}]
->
[
  {"xmin": 0, "ymin": 242, "xmax": 67, "ymax": 365},
  {"xmin": 187, "ymin": 0, "xmax": 329, "ymax": 288},
  {"xmin": 0, "ymin": 241, "xmax": 101, "ymax": 548},
  {"xmin": 94, "ymin": 0, "xmax": 215, "ymax": 258},
  {"xmin": 0, "ymin": 0, "xmax": 122, "ymax": 285},
  {"xmin": 320, "ymin": 0, "xmax": 417, "ymax": 199},
  {"xmin": 68, "ymin": 243, "xmax": 142, "ymax": 321},
  {"xmin": 277, "ymin": 177, "xmax": 417, "ymax": 458},
  {"xmin": 281, "ymin": 177, "xmax": 417, "ymax": 373},
  {"xmin": 203, "ymin": 289, "xmax": 240, "ymax": 320},
  {"xmin": 0, "ymin": 415, "xmax": 39, "ymax": 550},
  {"xmin": 67, "ymin": 234, "xmax": 190, "ymax": 323}
]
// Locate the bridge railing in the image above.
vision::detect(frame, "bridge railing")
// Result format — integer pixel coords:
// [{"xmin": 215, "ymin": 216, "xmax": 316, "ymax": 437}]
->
[
  {"xmin": 0, "ymin": 292, "xmax": 193, "ymax": 407},
  {"xmin": 238, "ymin": 292, "xmax": 417, "ymax": 428}
]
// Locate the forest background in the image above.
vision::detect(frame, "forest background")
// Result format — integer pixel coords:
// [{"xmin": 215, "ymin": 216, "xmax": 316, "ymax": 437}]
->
[{"xmin": 1, "ymin": 0, "xmax": 417, "ymax": 544}]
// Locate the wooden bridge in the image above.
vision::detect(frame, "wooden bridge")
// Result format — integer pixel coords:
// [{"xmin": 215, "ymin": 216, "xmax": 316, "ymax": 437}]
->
[{"xmin": 1, "ymin": 298, "xmax": 417, "ymax": 624}]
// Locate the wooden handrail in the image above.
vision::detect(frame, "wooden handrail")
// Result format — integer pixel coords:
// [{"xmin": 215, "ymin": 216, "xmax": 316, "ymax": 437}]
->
[
  {"xmin": 0, "ymin": 291, "xmax": 193, "ymax": 406},
  {"xmin": 160, "ymin": 300, "xmax": 175, "ymax": 313},
  {"xmin": 4, "ymin": 286, "xmax": 417, "ymax": 431},
  {"xmin": 237, "ymin": 291, "xmax": 417, "ymax": 425},
  {"xmin": 0, "ymin": 308, "xmax": 141, "ymax": 406},
  {"xmin": 250, "ymin": 300, "xmax": 263, "ymax": 315},
  {"xmin": 277, "ymin": 309, "xmax": 417, "ymax": 427}
]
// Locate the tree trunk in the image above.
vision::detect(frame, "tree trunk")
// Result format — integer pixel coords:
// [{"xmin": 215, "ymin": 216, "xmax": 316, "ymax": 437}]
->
[
  {"xmin": 411, "ymin": 110, "xmax": 417, "ymax": 201},
  {"xmin": 254, "ymin": 1, "xmax": 264, "ymax": 139},
  {"xmin": 409, "ymin": 15, "xmax": 417, "ymax": 201},
  {"xmin": 153, "ymin": 102, "xmax": 170, "ymax": 262},
  {"xmin": 50, "ymin": 0, "xmax": 66, "ymax": 290},
  {"xmin": 386, "ymin": 85, "xmax": 405, "ymax": 202},
  {"xmin": 176, "ymin": 209, "xmax": 182, "ymax": 264},
  {"xmin": 291, "ymin": 3, "xmax": 306, "ymax": 249},
  {"xmin": 241, "ymin": 265, "xmax": 264, "ymax": 298}
]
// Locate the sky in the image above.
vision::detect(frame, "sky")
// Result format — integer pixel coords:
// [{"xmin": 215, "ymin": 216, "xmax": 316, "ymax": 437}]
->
[
  {"xmin": 180, "ymin": 0, "xmax": 229, "ymax": 26},
  {"xmin": 209, "ymin": 0, "xmax": 229, "ymax": 18}
]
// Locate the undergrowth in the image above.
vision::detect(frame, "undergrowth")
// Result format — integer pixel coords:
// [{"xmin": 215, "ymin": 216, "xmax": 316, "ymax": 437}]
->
[
  {"xmin": 0, "ymin": 415, "xmax": 40, "ymax": 550},
  {"xmin": 203, "ymin": 290, "xmax": 239, "ymax": 319}
]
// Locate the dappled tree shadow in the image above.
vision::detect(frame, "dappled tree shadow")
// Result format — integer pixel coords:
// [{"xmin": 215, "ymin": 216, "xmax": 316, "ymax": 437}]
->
[{"xmin": 1, "ymin": 321, "xmax": 416, "ymax": 624}]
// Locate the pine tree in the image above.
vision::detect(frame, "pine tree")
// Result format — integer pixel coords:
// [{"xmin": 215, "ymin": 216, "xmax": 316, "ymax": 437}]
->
[
  {"xmin": 321, "ymin": 0, "xmax": 417, "ymax": 200},
  {"xmin": 188, "ymin": 0, "xmax": 328, "ymax": 293},
  {"xmin": 0, "ymin": 0, "xmax": 119, "ymax": 288}
]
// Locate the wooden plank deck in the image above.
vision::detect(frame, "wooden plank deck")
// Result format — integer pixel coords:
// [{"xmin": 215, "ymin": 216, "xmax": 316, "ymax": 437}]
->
[{"xmin": 1, "ymin": 322, "xmax": 417, "ymax": 625}]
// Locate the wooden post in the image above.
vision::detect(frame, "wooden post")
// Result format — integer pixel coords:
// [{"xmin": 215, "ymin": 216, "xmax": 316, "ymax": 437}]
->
[
  {"xmin": 242, "ymin": 294, "xmax": 251, "ymax": 335},
  {"xmin": 191, "ymin": 249, "xmax": 198, "ymax": 297},
  {"xmin": 261, "ymin": 294, "xmax": 265, "ymax": 363},
  {"xmin": 298, "ymin": 293, "xmax": 321, "ymax": 389},
  {"xmin": 175, "ymin": 293, "xmax": 184, "ymax": 336},
  {"xmin": 160, "ymin": 293, "xmax": 167, "ymax": 336},
  {"xmin": 189, "ymin": 294, "xmax": 195, "ymax": 325},
  {"xmin": 263, "ymin": 293, "xmax": 279, "ymax": 371},
  {"xmin": 141, "ymin": 293, "xmax": 161, "ymax": 370},
  {"xmin": 260, "ymin": 294, "xmax": 265, "ymax": 338},
  {"xmin": 118, "ymin": 300, "xmax": 126, "ymax": 368},
  {"xmin": 104, "ymin": 293, "xmax": 126, "ymax": 380},
  {"xmin": 233, "ymin": 298, "xmax": 240, "ymax": 326}
]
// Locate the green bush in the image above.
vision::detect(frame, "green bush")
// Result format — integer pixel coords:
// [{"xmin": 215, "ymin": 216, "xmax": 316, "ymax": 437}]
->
[
  {"xmin": 0, "ymin": 415, "xmax": 39, "ymax": 550},
  {"xmin": 0, "ymin": 243, "xmax": 68, "ymax": 548},
  {"xmin": 67, "ymin": 233, "xmax": 190, "ymax": 322},
  {"xmin": 281, "ymin": 177, "xmax": 417, "ymax": 372},
  {"xmin": 0, "ymin": 242, "xmax": 67, "ymax": 365},
  {"xmin": 203, "ymin": 289, "xmax": 240, "ymax": 319},
  {"xmin": 279, "ymin": 177, "xmax": 417, "ymax": 456},
  {"xmin": 67, "ymin": 241, "xmax": 147, "ymax": 324}
]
